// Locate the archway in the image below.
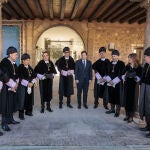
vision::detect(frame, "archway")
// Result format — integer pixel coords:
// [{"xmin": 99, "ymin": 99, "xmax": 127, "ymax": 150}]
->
[{"xmin": 36, "ymin": 26, "xmax": 85, "ymax": 64}]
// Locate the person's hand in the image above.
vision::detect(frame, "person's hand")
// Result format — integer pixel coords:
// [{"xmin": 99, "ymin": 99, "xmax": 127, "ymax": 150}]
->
[
  {"xmin": 14, "ymin": 83, "xmax": 18, "ymax": 90},
  {"xmin": 28, "ymin": 82, "xmax": 33, "ymax": 88},
  {"xmin": 67, "ymin": 70, "xmax": 71, "ymax": 76},
  {"xmin": 89, "ymin": 80, "xmax": 92, "ymax": 84},
  {"xmin": 109, "ymin": 80, "xmax": 114, "ymax": 85},
  {"xmin": 76, "ymin": 80, "xmax": 79, "ymax": 84}
]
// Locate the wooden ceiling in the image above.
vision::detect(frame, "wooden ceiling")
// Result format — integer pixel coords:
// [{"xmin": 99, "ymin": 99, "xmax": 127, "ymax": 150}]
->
[{"xmin": 2, "ymin": 0, "xmax": 146, "ymax": 24}]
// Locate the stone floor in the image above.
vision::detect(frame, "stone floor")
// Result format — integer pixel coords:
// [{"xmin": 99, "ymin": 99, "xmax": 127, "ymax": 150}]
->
[{"xmin": 0, "ymin": 76, "xmax": 150, "ymax": 150}]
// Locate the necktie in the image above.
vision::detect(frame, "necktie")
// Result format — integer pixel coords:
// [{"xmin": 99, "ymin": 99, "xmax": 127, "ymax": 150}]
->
[{"xmin": 83, "ymin": 60, "xmax": 86, "ymax": 68}]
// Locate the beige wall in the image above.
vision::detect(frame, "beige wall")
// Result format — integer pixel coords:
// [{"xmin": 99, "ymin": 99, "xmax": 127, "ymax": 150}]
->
[{"xmin": 23, "ymin": 19, "xmax": 145, "ymax": 66}]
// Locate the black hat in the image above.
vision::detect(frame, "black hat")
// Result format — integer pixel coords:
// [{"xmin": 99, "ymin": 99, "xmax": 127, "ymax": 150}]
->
[
  {"xmin": 21, "ymin": 53, "xmax": 30, "ymax": 60},
  {"xmin": 112, "ymin": 50, "xmax": 120, "ymax": 56},
  {"xmin": 63, "ymin": 47, "xmax": 70, "ymax": 53},
  {"xmin": 144, "ymin": 47, "xmax": 150, "ymax": 56},
  {"xmin": 99, "ymin": 47, "xmax": 106, "ymax": 53},
  {"xmin": 6, "ymin": 46, "xmax": 17, "ymax": 55}
]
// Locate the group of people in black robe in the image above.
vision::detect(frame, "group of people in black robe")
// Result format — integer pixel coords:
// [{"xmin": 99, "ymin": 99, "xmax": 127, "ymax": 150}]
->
[{"xmin": 0, "ymin": 45, "xmax": 150, "ymax": 138}]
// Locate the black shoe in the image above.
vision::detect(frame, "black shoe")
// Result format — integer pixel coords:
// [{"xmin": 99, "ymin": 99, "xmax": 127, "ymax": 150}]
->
[
  {"xmin": 40, "ymin": 108, "xmax": 44, "ymax": 113},
  {"xmin": 84, "ymin": 105, "xmax": 88, "ymax": 109},
  {"xmin": 0, "ymin": 131, "xmax": 3, "ymax": 136},
  {"xmin": 67, "ymin": 104, "xmax": 73, "ymax": 108},
  {"xmin": 25, "ymin": 111, "xmax": 33, "ymax": 116},
  {"xmin": 19, "ymin": 113, "xmax": 25, "ymax": 120},
  {"xmin": 114, "ymin": 113, "xmax": 119, "ymax": 117},
  {"xmin": 2, "ymin": 124, "xmax": 11, "ymax": 131},
  {"xmin": 8, "ymin": 120, "xmax": 20, "ymax": 124},
  {"xmin": 146, "ymin": 132, "xmax": 150, "ymax": 138},
  {"xmin": 123, "ymin": 116, "xmax": 129, "ymax": 121},
  {"xmin": 128, "ymin": 117, "xmax": 133, "ymax": 123},
  {"xmin": 106, "ymin": 110, "xmax": 115, "ymax": 114},
  {"xmin": 93, "ymin": 104, "xmax": 98, "ymax": 109},
  {"xmin": 104, "ymin": 105, "xmax": 109, "ymax": 110},
  {"xmin": 59, "ymin": 104, "xmax": 62, "ymax": 109},
  {"xmin": 78, "ymin": 105, "xmax": 81, "ymax": 109},
  {"xmin": 140, "ymin": 127, "xmax": 148, "ymax": 131},
  {"xmin": 46, "ymin": 107, "xmax": 53, "ymax": 112}
]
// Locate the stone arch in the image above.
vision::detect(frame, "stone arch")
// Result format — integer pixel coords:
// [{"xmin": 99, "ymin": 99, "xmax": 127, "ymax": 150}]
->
[{"xmin": 33, "ymin": 21, "xmax": 88, "ymax": 50}]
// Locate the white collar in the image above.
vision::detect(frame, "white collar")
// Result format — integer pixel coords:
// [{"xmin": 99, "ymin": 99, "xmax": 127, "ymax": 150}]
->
[
  {"xmin": 112, "ymin": 61, "xmax": 118, "ymax": 65},
  {"xmin": 44, "ymin": 60, "xmax": 49, "ymax": 64},
  {"xmin": 101, "ymin": 58, "xmax": 106, "ymax": 61},
  {"xmin": 8, "ymin": 58, "xmax": 15, "ymax": 64},
  {"xmin": 24, "ymin": 65, "xmax": 29, "ymax": 68},
  {"xmin": 65, "ymin": 57, "xmax": 69, "ymax": 60}
]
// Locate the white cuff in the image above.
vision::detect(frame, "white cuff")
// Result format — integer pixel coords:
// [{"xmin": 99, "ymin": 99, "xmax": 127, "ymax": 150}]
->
[
  {"xmin": 61, "ymin": 70, "xmax": 67, "ymax": 76},
  {"xmin": 95, "ymin": 73, "xmax": 102, "ymax": 80},
  {"xmin": 136, "ymin": 76, "xmax": 140, "ymax": 82},
  {"xmin": 21, "ymin": 79, "xmax": 29, "ymax": 87},
  {"xmin": 37, "ymin": 74, "xmax": 46, "ymax": 80},
  {"xmin": 105, "ymin": 76, "xmax": 111, "ymax": 82},
  {"xmin": 6, "ymin": 79, "xmax": 16, "ymax": 88},
  {"xmin": 16, "ymin": 78, "xmax": 19, "ymax": 84},
  {"xmin": 70, "ymin": 70, "xmax": 74, "ymax": 75},
  {"xmin": 112, "ymin": 77, "xmax": 121, "ymax": 84},
  {"xmin": 31, "ymin": 79, "xmax": 37, "ymax": 84},
  {"xmin": 122, "ymin": 75, "xmax": 125, "ymax": 81},
  {"xmin": 0, "ymin": 81, "xmax": 3, "ymax": 90}
]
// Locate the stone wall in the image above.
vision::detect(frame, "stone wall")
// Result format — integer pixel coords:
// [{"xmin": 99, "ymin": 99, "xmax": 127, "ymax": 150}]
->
[{"xmin": 24, "ymin": 19, "xmax": 145, "ymax": 66}]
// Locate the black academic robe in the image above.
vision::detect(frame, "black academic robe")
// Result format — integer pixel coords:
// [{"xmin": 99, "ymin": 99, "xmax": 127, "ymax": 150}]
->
[
  {"xmin": 123, "ymin": 64, "xmax": 142, "ymax": 112},
  {"xmin": 0, "ymin": 67, "xmax": 10, "ymax": 114},
  {"xmin": 18, "ymin": 64, "xmax": 36, "ymax": 110},
  {"xmin": 92, "ymin": 58, "xmax": 110, "ymax": 99},
  {"xmin": 139, "ymin": 63, "xmax": 150, "ymax": 119},
  {"xmin": 0, "ymin": 58, "xmax": 18, "ymax": 113},
  {"xmin": 107, "ymin": 60, "xmax": 125, "ymax": 105},
  {"xmin": 56, "ymin": 56, "xmax": 75, "ymax": 97},
  {"xmin": 34, "ymin": 60, "xmax": 57, "ymax": 102}
]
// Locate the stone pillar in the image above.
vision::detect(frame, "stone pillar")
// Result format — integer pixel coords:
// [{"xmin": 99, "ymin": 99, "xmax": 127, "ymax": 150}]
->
[
  {"xmin": 25, "ymin": 21, "xmax": 34, "ymax": 66},
  {"xmin": 140, "ymin": 0, "xmax": 150, "ymax": 49},
  {"xmin": 0, "ymin": 0, "xmax": 7, "ymax": 60},
  {"xmin": 87, "ymin": 28, "xmax": 96, "ymax": 62}
]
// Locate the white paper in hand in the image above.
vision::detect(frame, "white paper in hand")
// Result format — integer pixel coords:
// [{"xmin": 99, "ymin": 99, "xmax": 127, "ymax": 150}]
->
[{"xmin": 27, "ymin": 87, "xmax": 32, "ymax": 94}]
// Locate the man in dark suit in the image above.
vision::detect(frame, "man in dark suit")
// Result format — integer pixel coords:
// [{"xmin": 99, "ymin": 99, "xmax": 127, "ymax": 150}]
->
[{"xmin": 75, "ymin": 51, "xmax": 92, "ymax": 109}]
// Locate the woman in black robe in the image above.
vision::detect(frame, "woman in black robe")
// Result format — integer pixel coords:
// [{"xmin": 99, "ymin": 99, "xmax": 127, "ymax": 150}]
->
[
  {"xmin": 122, "ymin": 53, "xmax": 142, "ymax": 123},
  {"xmin": 0, "ymin": 47, "xmax": 19, "ymax": 131},
  {"xmin": 92, "ymin": 47, "xmax": 110, "ymax": 109},
  {"xmin": 106, "ymin": 50, "xmax": 125, "ymax": 117},
  {"xmin": 18, "ymin": 53, "xmax": 36, "ymax": 120},
  {"xmin": 34, "ymin": 51, "xmax": 57, "ymax": 113},
  {"xmin": 55, "ymin": 47, "xmax": 75, "ymax": 109}
]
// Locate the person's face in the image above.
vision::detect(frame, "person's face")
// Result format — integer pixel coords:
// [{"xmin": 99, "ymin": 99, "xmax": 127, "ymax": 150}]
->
[
  {"xmin": 43, "ymin": 53, "xmax": 49, "ymax": 61},
  {"xmin": 99, "ymin": 52, "xmax": 106, "ymax": 58},
  {"xmin": 112, "ymin": 55, "xmax": 119, "ymax": 61},
  {"xmin": 81, "ymin": 52, "xmax": 87, "ymax": 60},
  {"xmin": 128, "ymin": 56, "xmax": 134, "ymax": 64},
  {"xmin": 23, "ymin": 59, "xmax": 30, "ymax": 66},
  {"xmin": 9, "ymin": 53, "xmax": 18, "ymax": 61},
  {"xmin": 144, "ymin": 55, "xmax": 150, "ymax": 64},
  {"xmin": 64, "ymin": 51, "xmax": 70, "ymax": 57}
]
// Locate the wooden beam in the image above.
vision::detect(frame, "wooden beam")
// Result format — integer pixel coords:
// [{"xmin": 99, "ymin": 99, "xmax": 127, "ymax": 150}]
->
[
  {"xmin": 34, "ymin": 0, "xmax": 44, "ymax": 19},
  {"xmin": 129, "ymin": 13, "xmax": 146, "ymax": 24},
  {"xmin": 104, "ymin": 2, "xmax": 133, "ymax": 22},
  {"xmin": 60, "ymin": 0, "xmax": 66, "ymax": 20},
  {"xmin": 98, "ymin": 0, "xmax": 126, "ymax": 21},
  {"xmin": 138, "ymin": 17, "xmax": 146, "ymax": 24},
  {"xmin": 120, "ymin": 9, "xmax": 145, "ymax": 23},
  {"xmin": 17, "ymin": 0, "xmax": 35, "ymax": 19},
  {"xmin": 88, "ymin": 0, "xmax": 110, "ymax": 22},
  {"xmin": 70, "ymin": 0, "xmax": 81, "ymax": 20},
  {"xmin": 79, "ymin": 0, "xmax": 94, "ymax": 21},
  {"xmin": 48, "ymin": 0, "xmax": 54, "ymax": 20},
  {"xmin": 111, "ymin": 4, "xmax": 139, "ymax": 23},
  {"xmin": 2, "ymin": 9, "xmax": 11, "ymax": 19},
  {"xmin": 3, "ymin": 3, "xmax": 20, "ymax": 19},
  {"xmin": 8, "ymin": 0, "xmax": 28, "ymax": 19}
]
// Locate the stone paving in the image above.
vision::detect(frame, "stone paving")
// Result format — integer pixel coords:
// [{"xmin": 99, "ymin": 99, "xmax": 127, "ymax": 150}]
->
[{"xmin": 0, "ymin": 77, "xmax": 150, "ymax": 150}]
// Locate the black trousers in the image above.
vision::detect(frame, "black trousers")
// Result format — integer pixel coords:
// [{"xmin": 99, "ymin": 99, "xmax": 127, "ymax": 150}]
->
[
  {"xmin": 2, "ymin": 113, "xmax": 14, "ymax": 125},
  {"xmin": 77, "ymin": 80, "xmax": 89, "ymax": 106},
  {"xmin": 145, "ymin": 115, "xmax": 150, "ymax": 130},
  {"xmin": 59, "ymin": 95, "xmax": 71, "ymax": 105}
]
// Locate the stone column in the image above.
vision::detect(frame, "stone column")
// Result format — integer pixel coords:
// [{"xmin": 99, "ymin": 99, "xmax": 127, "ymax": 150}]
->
[
  {"xmin": 140, "ymin": 0, "xmax": 150, "ymax": 49},
  {"xmin": 0, "ymin": 0, "xmax": 7, "ymax": 60}
]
